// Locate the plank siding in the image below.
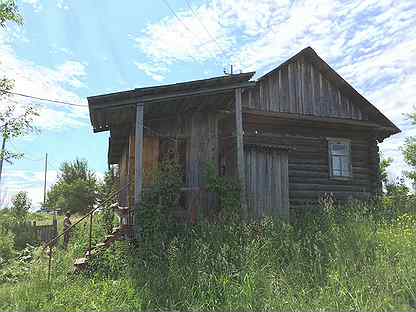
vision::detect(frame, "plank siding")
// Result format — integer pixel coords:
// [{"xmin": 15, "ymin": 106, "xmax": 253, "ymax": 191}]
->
[
  {"xmin": 249, "ymin": 58, "xmax": 366, "ymax": 120},
  {"xmin": 118, "ymin": 144, "xmax": 129, "ymax": 207},
  {"xmin": 143, "ymin": 136, "xmax": 159, "ymax": 186},
  {"xmin": 144, "ymin": 110, "xmax": 219, "ymax": 221},
  {"xmin": 244, "ymin": 146, "xmax": 289, "ymax": 219}
]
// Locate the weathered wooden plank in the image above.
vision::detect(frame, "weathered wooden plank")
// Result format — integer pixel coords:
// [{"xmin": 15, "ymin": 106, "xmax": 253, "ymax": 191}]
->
[
  {"xmin": 290, "ymin": 183, "xmax": 370, "ymax": 192},
  {"xmin": 245, "ymin": 148, "xmax": 254, "ymax": 218},
  {"xmin": 289, "ymin": 190, "xmax": 371, "ymax": 200},
  {"xmin": 268, "ymin": 72, "xmax": 273, "ymax": 111},
  {"xmin": 257, "ymin": 150, "xmax": 264, "ymax": 217},
  {"xmin": 275, "ymin": 151, "xmax": 282, "ymax": 216},
  {"xmin": 250, "ymin": 57, "xmax": 373, "ymax": 122},
  {"xmin": 303, "ymin": 61, "xmax": 311, "ymax": 115},
  {"xmin": 281, "ymin": 152, "xmax": 289, "ymax": 219},
  {"xmin": 270, "ymin": 151, "xmax": 276, "ymax": 216},
  {"xmin": 289, "ymin": 175, "xmax": 371, "ymax": 184},
  {"xmin": 288, "ymin": 64, "xmax": 297, "ymax": 113},
  {"xmin": 128, "ymin": 132, "xmax": 136, "ymax": 209},
  {"xmin": 266, "ymin": 151, "xmax": 272, "ymax": 216},
  {"xmin": 251, "ymin": 149, "xmax": 257, "ymax": 218},
  {"xmin": 274, "ymin": 71, "xmax": 280, "ymax": 112},
  {"xmin": 235, "ymin": 88, "xmax": 248, "ymax": 219},
  {"xmin": 134, "ymin": 103, "xmax": 144, "ymax": 207},
  {"xmin": 298, "ymin": 59, "xmax": 304, "ymax": 114}
]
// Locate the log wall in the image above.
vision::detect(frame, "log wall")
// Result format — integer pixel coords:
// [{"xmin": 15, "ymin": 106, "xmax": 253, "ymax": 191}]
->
[{"xmin": 244, "ymin": 121, "xmax": 379, "ymax": 214}]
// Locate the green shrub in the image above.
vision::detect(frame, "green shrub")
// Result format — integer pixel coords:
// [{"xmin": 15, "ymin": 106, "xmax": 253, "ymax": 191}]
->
[
  {"xmin": 0, "ymin": 211, "xmax": 39, "ymax": 250},
  {"xmin": 0, "ymin": 230, "xmax": 15, "ymax": 265}
]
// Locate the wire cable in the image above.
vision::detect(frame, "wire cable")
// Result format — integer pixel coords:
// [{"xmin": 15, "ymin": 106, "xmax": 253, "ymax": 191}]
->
[
  {"xmin": 160, "ymin": 0, "xmax": 224, "ymax": 68},
  {"xmin": 183, "ymin": 0, "xmax": 225, "ymax": 61},
  {"xmin": 0, "ymin": 90, "xmax": 87, "ymax": 108}
]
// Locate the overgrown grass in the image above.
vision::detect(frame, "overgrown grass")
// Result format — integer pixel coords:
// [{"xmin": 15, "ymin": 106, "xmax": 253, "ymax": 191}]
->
[{"xmin": 1, "ymin": 201, "xmax": 416, "ymax": 311}]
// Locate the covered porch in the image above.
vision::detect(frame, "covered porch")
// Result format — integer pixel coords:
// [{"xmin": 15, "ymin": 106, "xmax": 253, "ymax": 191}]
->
[{"xmin": 88, "ymin": 72, "xmax": 289, "ymax": 223}]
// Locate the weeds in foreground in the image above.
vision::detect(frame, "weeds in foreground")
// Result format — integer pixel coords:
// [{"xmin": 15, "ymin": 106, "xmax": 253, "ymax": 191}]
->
[{"xmin": 0, "ymin": 201, "xmax": 416, "ymax": 311}]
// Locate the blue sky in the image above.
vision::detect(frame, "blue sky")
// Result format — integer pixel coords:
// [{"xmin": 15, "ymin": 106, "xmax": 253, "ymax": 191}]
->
[{"xmin": 0, "ymin": 0, "xmax": 415, "ymax": 208}]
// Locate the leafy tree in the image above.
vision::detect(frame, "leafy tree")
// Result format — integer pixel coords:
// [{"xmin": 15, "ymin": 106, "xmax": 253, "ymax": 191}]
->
[
  {"xmin": 403, "ymin": 136, "xmax": 416, "ymax": 187},
  {"xmin": 385, "ymin": 177, "xmax": 409, "ymax": 198},
  {"xmin": 0, "ymin": 103, "xmax": 39, "ymax": 162},
  {"xmin": 10, "ymin": 191, "xmax": 31, "ymax": 223},
  {"xmin": 402, "ymin": 111, "xmax": 416, "ymax": 189},
  {"xmin": 0, "ymin": 1, "xmax": 38, "ymax": 165},
  {"xmin": 379, "ymin": 155, "xmax": 393, "ymax": 192},
  {"xmin": 97, "ymin": 167, "xmax": 118, "ymax": 234},
  {"xmin": 46, "ymin": 159, "xmax": 98, "ymax": 214},
  {"xmin": 0, "ymin": 0, "xmax": 22, "ymax": 28}
]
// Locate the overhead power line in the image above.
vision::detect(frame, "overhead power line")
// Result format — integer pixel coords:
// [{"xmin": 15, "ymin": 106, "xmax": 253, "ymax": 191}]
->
[
  {"xmin": 159, "ymin": 0, "xmax": 203, "ymax": 64},
  {"xmin": 0, "ymin": 90, "xmax": 87, "ymax": 108},
  {"xmin": 160, "ymin": 0, "xmax": 225, "ymax": 68},
  {"xmin": 183, "ymin": 0, "xmax": 224, "ymax": 57}
]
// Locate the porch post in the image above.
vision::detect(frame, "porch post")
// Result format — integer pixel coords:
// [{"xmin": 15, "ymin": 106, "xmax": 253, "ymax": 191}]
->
[
  {"xmin": 134, "ymin": 102, "xmax": 144, "ymax": 206},
  {"xmin": 235, "ymin": 88, "xmax": 248, "ymax": 220}
]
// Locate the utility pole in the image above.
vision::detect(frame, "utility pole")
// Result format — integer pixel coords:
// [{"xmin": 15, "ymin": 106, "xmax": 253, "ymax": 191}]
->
[
  {"xmin": 43, "ymin": 152, "xmax": 48, "ymax": 208},
  {"xmin": 224, "ymin": 64, "xmax": 235, "ymax": 76},
  {"xmin": 0, "ymin": 125, "xmax": 7, "ymax": 187}
]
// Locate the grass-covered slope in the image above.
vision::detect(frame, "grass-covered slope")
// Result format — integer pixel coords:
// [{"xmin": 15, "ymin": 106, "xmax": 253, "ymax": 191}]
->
[{"xmin": 1, "ymin": 203, "xmax": 416, "ymax": 311}]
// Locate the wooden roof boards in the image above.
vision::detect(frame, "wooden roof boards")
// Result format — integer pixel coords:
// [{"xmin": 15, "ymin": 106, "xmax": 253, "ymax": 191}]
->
[
  {"xmin": 258, "ymin": 47, "xmax": 400, "ymax": 135},
  {"xmin": 88, "ymin": 72, "xmax": 255, "ymax": 133}
]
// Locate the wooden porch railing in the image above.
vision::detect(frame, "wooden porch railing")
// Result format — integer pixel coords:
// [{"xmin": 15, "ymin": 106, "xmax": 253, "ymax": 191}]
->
[{"xmin": 43, "ymin": 183, "xmax": 130, "ymax": 282}]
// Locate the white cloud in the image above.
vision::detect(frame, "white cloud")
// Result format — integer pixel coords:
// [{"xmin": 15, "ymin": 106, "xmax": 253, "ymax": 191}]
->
[
  {"xmin": 56, "ymin": 0, "xmax": 70, "ymax": 10},
  {"xmin": 21, "ymin": 0, "xmax": 42, "ymax": 12},
  {"xmin": 0, "ymin": 30, "xmax": 89, "ymax": 131},
  {"xmin": 0, "ymin": 167, "xmax": 106, "ymax": 210},
  {"xmin": 0, "ymin": 169, "xmax": 58, "ymax": 209},
  {"xmin": 134, "ymin": 62, "xmax": 168, "ymax": 82},
  {"xmin": 133, "ymin": 0, "xmax": 416, "ymax": 182},
  {"xmin": 0, "ymin": 25, "xmax": 91, "ymax": 208},
  {"xmin": 132, "ymin": 2, "xmax": 235, "ymax": 77}
]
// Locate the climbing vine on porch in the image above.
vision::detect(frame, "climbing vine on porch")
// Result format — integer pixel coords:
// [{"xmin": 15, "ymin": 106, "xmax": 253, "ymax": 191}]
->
[
  {"xmin": 205, "ymin": 162, "xmax": 241, "ymax": 222},
  {"xmin": 135, "ymin": 159, "xmax": 183, "ymax": 254}
]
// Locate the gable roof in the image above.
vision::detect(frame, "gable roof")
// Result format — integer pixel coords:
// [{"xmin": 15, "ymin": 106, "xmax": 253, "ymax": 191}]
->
[
  {"xmin": 258, "ymin": 47, "xmax": 400, "ymax": 134},
  {"xmin": 88, "ymin": 47, "xmax": 399, "ymax": 136}
]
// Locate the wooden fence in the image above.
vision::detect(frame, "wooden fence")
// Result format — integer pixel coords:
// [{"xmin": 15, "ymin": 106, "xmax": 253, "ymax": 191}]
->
[{"xmin": 32, "ymin": 219, "xmax": 58, "ymax": 244}]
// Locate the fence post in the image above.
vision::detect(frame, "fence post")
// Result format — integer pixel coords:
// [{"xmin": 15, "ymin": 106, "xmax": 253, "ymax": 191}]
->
[
  {"xmin": 88, "ymin": 212, "xmax": 93, "ymax": 254},
  {"xmin": 47, "ymin": 246, "xmax": 52, "ymax": 283},
  {"xmin": 52, "ymin": 218, "xmax": 58, "ymax": 239}
]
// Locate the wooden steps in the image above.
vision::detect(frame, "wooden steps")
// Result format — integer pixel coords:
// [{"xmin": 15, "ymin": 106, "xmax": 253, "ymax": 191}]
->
[
  {"xmin": 113, "ymin": 205, "xmax": 131, "ymax": 217},
  {"xmin": 73, "ymin": 223, "xmax": 134, "ymax": 272},
  {"xmin": 73, "ymin": 257, "xmax": 88, "ymax": 272}
]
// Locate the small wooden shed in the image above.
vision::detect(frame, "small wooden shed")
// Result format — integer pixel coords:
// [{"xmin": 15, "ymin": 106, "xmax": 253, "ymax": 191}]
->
[{"xmin": 87, "ymin": 47, "xmax": 400, "ymax": 221}]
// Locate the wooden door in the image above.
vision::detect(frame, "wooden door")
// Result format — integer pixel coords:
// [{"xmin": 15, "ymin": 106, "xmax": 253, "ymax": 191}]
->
[{"xmin": 244, "ymin": 147, "xmax": 289, "ymax": 219}]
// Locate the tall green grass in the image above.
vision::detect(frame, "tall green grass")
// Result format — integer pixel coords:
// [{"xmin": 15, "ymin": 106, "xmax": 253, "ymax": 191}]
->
[{"xmin": 1, "ymin": 201, "xmax": 416, "ymax": 311}]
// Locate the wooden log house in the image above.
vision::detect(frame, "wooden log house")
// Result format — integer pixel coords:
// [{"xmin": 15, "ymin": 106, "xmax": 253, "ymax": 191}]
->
[{"xmin": 87, "ymin": 47, "xmax": 400, "ymax": 222}]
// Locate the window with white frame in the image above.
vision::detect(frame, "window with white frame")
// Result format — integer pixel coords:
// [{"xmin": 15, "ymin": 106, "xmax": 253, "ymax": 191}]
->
[{"xmin": 328, "ymin": 139, "xmax": 351, "ymax": 178}]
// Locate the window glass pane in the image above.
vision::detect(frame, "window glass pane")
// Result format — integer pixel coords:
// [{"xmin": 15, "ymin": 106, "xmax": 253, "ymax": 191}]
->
[
  {"xmin": 329, "ymin": 141, "xmax": 351, "ymax": 177},
  {"xmin": 332, "ymin": 155, "xmax": 342, "ymax": 176},
  {"xmin": 331, "ymin": 143, "xmax": 347, "ymax": 156},
  {"xmin": 333, "ymin": 169, "xmax": 342, "ymax": 176},
  {"xmin": 341, "ymin": 155, "xmax": 350, "ymax": 176}
]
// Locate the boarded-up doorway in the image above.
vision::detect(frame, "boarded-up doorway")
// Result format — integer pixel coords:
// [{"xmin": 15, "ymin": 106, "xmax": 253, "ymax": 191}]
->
[{"xmin": 244, "ymin": 145, "xmax": 289, "ymax": 219}]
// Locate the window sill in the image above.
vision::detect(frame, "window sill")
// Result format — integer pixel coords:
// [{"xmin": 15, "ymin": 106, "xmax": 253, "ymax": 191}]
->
[{"xmin": 329, "ymin": 176, "xmax": 353, "ymax": 181}]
